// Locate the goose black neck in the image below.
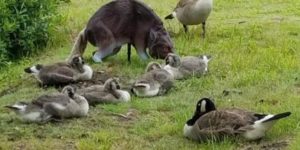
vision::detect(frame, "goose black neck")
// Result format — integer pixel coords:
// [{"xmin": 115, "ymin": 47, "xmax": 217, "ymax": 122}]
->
[{"xmin": 186, "ymin": 113, "xmax": 201, "ymax": 126}]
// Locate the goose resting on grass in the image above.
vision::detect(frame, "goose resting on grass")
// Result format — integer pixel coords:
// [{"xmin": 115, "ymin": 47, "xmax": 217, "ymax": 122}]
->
[
  {"xmin": 163, "ymin": 53, "xmax": 211, "ymax": 80},
  {"xmin": 5, "ymin": 86, "xmax": 89, "ymax": 123},
  {"xmin": 24, "ymin": 55, "xmax": 93, "ymax": 87},
  {"xmin": 184, "ymin": 98, "xmax": 291, "ymax": 141},
  {"xmin": 77, "ymin": 78, "xmax": 131, "ymax": 105},
  {"xmin": 131, "ymin": 62, "xmax": 173, "ymax": 97}
]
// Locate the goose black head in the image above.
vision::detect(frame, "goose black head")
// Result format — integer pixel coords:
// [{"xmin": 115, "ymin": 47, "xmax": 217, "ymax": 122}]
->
[
  {"xmin": 186, "ymin": 98, "xmax": 216, "ymax": 126},
  {"xmin": 195, "ymin": 97, "xmax": 216, "ymax": 114},
  {"xmin": 165, "ymin": 53, "xmax": 181, "ymax": 68}
]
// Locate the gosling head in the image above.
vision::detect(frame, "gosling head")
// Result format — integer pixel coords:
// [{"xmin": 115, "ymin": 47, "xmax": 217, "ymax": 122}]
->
[
  {"xmin": 104, "ymin": 78, "xmax": 121, "ymax": 91},
  {"xmin": 24, "ymin": 64, "xmax": 43, "ymax": 75},
  {"xmin": 145, "ymin": 62, "xmax": 162, "ymax": 73},
  {"xmin": 5, "ymin": 102, "xmax": 29, "ymax": 114},
  {"xmin": 165, "ymin": 53, "xmax": 181, "ymax": 68},
  {"xmin": 199, "ymin": 55, "xmax": 212, "ymax": 73},
  {"xmin": 70, "ymin": 55, "xmax": 85, "ymax": 72},
  {"xmin": 62, "ymin": 86, "xmax": 76, "ymax": 98}
]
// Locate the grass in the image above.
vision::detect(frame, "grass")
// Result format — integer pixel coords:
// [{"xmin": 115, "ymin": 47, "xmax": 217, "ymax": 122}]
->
[{"xmin": 0, "ymin": 0, "xmax": 300, "ymax": 149}]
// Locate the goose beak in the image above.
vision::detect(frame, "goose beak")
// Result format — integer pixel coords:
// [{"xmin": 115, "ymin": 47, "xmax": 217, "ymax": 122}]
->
[
  {"xmin": 24, "ymin": 67, "xmax": 32, "ymax": 73},
  {"xmin": 4, "ymin": 105, "xmax": 16, "ymax": 110}
]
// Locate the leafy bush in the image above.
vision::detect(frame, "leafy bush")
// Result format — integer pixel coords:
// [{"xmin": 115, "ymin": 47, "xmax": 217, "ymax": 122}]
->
[{"xmin": 0, "ymin": 0, "xmax": 62, "ymax": 67}]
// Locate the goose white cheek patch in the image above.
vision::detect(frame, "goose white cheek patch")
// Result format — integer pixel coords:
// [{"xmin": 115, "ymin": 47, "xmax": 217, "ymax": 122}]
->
[
  {"xmin": 172, "ymin": 12, "xmax": 177, "ymax": 18},
  {"xmin": 200, "ymin": 100, "xmax": 206, "ymax": 112}
]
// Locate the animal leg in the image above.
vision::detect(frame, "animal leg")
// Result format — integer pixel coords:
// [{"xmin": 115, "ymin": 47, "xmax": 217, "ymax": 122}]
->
[
  {"xmin": 133, "ymin": 31, "xmax": 149, "ymax": 60},
  {"xmin": 201, "ymin": 22, "xmax": 206, "ymax": 38},
  {"xmin": 67, "ymin": 29, "xmax": 87, "ymax": 62},
  {"xmin": 137, "ymin": 49, "xmax": 149, "ymax": 60},
  {"xmin": 92, "ymin": 22, "xmax": 117, "ymax": 62},
  {"xmin": 183, "ymin": 25, "xmax": 188, "ymax": 33},
  {"xmin": 127, "ymin": 43, "xmax": 131, "ymax": 63},
  {"xmin": 93, "ymin": 45, "xmax": 118, "ymax": 62},
  {"xmin": 133, "ymin": 42, "xmax": 149, "ymax": 60}
]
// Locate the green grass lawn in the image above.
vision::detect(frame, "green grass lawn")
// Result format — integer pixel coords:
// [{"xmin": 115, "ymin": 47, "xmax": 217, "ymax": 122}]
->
[{"xmin": 0, "ymin": 0, "xmax": 300, "ymax": 149}]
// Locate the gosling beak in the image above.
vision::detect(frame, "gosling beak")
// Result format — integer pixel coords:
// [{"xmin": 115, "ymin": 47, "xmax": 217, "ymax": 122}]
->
[{"xmin": 24, "ymin": 67, "xmax": 32, "ymax": 73}]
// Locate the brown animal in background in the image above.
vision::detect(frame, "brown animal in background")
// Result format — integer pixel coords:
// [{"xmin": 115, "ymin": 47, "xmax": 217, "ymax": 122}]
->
[{"xmin": 67, "ymin": 0, "xmax": 175, "ymax": 63}]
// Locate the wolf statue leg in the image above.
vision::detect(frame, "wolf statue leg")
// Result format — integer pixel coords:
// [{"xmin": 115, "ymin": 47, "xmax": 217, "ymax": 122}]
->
[{"xmin": 134, "ymin": 34, "xmax": 149, "ymax": 60}]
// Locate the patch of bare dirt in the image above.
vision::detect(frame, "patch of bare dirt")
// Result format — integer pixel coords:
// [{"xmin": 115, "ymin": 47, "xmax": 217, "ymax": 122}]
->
[
  {"xmin": 240, "ymin": 140, "xmax": 289, "ymax": 150},
  {"xmin": 222, "ymin": 89, "xmax": 243, "ymax": 96},
  {"xmin": 256, "ymin": 99, "xmax": 279, "ymax": 106},
  {"xmin": 74, "ymin": 71, "xmax": 112, "ymax": 88},
  {"xmin": 55, "ymin": 70, "xmax": 133, "ymax": 92}
]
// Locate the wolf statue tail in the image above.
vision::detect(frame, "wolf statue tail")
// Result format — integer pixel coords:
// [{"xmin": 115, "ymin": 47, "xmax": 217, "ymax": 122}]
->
[{"xmin": 67, "ymin": 28, "xmax": 88, "ymax": 63}]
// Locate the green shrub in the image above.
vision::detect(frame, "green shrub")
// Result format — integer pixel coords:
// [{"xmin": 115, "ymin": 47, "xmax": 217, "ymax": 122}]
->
[{"xmin": 0, "ymin": 0, "xmax": 63, "ymax": 67}]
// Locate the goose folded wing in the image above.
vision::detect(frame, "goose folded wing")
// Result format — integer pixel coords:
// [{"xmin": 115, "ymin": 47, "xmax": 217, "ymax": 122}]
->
[
  {"xmin": 47, "ymin": 72, "xmax": 75, "ymax": 84},
  {"xmin": 176, "ymin": 0, "xmax": 193, "ymax": 9},
  {"xmin": 222, "ymin": 108, "xmax": 258, "ymax": 123},
  {"xmin": 82, "ymin": 92, "xmax": 116, "ymax": 105},
  {"xmin": 180, "ymin": 60, "xmax": 203, "ymax": 73},
  {"xmin": 77, "ymin": 85, "xmax": 105, "ymax": 95},
  {"xmin": 196, "ymin": 111, "xmax": 251, "ymax": 137},
  {"xmin": 154, "ymin": 70, "xmax": 172, "ymax": 83},
  {"xmin": 32, "ymin": 94, "xmax": 71, "ymax": 107}
]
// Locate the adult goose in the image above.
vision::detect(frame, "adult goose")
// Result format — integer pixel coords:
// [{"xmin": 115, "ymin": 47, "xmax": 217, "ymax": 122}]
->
[
  {"xmin": 184, "ymin": 98, "xmax": 291, "ymax": 141},
  {"xmin": 165, "ymin": 0, "xmax": 213, "ymax": 38}
]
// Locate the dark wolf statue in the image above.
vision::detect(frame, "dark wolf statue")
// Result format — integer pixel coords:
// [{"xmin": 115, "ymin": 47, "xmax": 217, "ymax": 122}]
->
[{"xmin": 67, "ymin": 0, "xmax": 175, "ymax": 63}]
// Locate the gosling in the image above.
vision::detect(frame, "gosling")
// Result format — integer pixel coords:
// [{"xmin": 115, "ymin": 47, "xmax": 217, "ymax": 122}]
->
[
  {"xmin": 132, "ymin": 62, "xmax": 173, "ymax": 97},
  {"xmin": 163, "ymin": 53, "xmax": 211, "ymax": 80},
  {"xmin": 24, "ymin": 55, "xmax": 93, "ymax": 86},
  {"xmin": 5, "ymin": 86, "xmax": 89, "ymax": 123},
  {"xmin": 77, "ymin": 78, "xmax": 131, "ymax": 105}
]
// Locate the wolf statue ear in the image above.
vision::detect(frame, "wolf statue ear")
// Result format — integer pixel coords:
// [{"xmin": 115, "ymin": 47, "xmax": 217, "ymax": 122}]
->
[{"xmin": 149, "ymin": 28, "xmax": 157, "ymax": 43}]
